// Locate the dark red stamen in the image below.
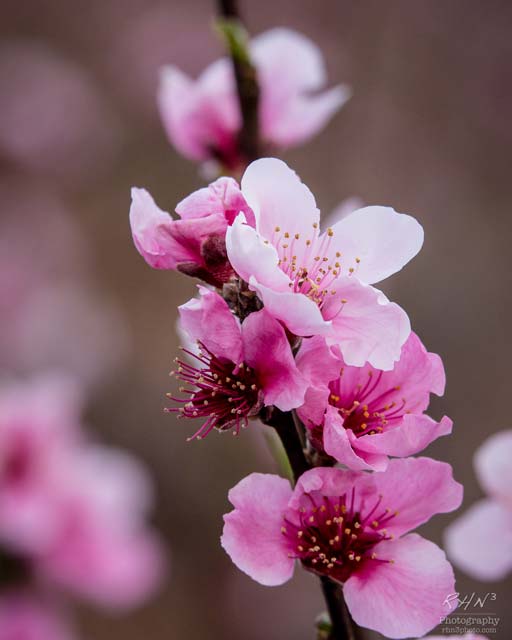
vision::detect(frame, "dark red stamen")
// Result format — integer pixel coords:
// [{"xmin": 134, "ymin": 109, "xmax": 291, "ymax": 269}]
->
[
  {"xmin": 281, "ymin": 488, "xmax": 396, "ymax": 583},
  {"xmin": 166, "ymin": 342, "xmax": 262, "ymax": 439}
]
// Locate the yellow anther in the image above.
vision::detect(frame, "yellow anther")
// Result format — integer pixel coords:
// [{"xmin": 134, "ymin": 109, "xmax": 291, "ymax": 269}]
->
[{"xmin": 327, "ymin": 228, "xmax": 334, "ymax": 236}]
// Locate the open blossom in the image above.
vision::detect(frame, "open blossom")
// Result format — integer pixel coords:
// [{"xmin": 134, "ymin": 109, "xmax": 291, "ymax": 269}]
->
[
  {"xmin": 226, "ymin": 158, "xmax": 423, "ymax": 370},
  {"xmin": 445, "ymin": 429, "xmax": 512, "ymax": 581},
  {"xmin": 222, "ymin": 457, "xmax": 462, "ymax": 639},
  {"xmin": 158, "ymin": 28, "xmax": 350, "ymax": 170},
  {"xmin": 166, "ymin": 286, "xmax": 307, "ymax": 439},
  {"xmin": 130, "ymin": 176, "xmax": 253, "ymax": 287},
  {"xmin": 295, "ymin": 332, "xmax": 453, "ymax": 470},
  {"xmin": 0, "ymin": 375, "xmax": 165, "ymax": 610}
]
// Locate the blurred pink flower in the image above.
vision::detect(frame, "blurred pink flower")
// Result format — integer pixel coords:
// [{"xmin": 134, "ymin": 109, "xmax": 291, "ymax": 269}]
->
[
  {"xmin": 0, "ymin": 375, "xmax": 166, "ymax": 610},
  {"xmin": 222, "ymin": 457, "xmax": 462, "ymax": 639},
  {"xmin": 444, "ymin": 429, "xmax": 512, "ymax": 581},
  {"xmin": 0, "ymin": 41, "xmax": 120, "ymax": 185},
  {"xmin": 0, "ymin": 374, "xmax": 83, "ymax": 554},
  {"xmin": 130, "ymin": 176, "xmax": 254, "ymax": 287},
  {"xmin": 226, "ymin": 158, "xmax": 422, "ymax": 370},
  {"xmin": 0, "ymin": 593, "xmax": 76, "ymax": 640},
  {"xmin": 295, "ymin": 332, "xmax": 452, "ymax": 470},
  {"xmin": 37, "ymin": 445, "xmax": 165, "ymax": 609},
  {"xmin": 166, "ymin": 286, "xmax": 307, "ymax": 439},
  {"xmin": 158, "ymin": 28, "xmax": 350, "ymax": 170}
]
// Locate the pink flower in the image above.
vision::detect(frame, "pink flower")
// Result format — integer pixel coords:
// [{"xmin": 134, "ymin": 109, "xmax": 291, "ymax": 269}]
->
[
  {"xmin": 295, "ymin": 332, "xmax": 452, "ymax": 470},
  {"xmin": 166, "ymin": 286, "xmax": 307, "ymax": 439},
  {"xmin": 0, "ymin": 376, "xmax": 166, "ymax": 610},
  {"xmin": 36, "ymin": 445, "xmax": 166, "ymax": 610},
  {"xmin": 130, "ymin": 176, "xmax": 254, "ymax": 287},
  {"xmin": 158, "ymin": 28, "xmax": 350, "ymax": 169},
  {"xmin": 445, "ymin": 429, "xmax": 512, "ymax": 581},
  {"xmin": 222, "ymin": 457, "xmax": 462, "ymax": 639},
  {"xmin": 0, "ymin": 375, "xmax": 82, "ymax": 554},
  {"xmin": 0, "ymin": 593, "xmax": 76, "ymax": 640},
  {"xmin": 226, "ymin": 158, "xmax": 422, "ymax": 370}
]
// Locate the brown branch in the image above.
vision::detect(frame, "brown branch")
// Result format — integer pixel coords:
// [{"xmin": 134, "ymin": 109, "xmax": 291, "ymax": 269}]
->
[
  {"xmin": 261, "ymin": 408, "xmax": 357, "ymax": 640},
  {"xmin": 216, "ymin": 0, "xmax": 261, "ymax": 163}
]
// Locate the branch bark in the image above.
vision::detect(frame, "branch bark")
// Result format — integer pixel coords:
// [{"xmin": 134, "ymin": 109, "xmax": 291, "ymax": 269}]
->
[
  {"xmin": 261, "ymin": 409, "xmax": 357, "ymax": 640},
  {"xmin": 216, "ymin": 0, "xmax": 260, "ymax": 163}
]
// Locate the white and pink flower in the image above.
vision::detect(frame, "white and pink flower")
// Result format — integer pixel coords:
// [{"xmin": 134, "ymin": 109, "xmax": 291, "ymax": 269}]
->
[
  {"xmin": 226, "ymin": 158, "xmax": 423, "ymax": 370},
  {"xmin": 445, "ymin": 429, "xmax": 512, "ymax": 581},
  {"xmin": 167, "ymin": 286, "xmax": 307, "ymax": 439},
  {"xmin": 295, "ymin": 332, "xmax": 452, "ymax": 470},
  {"xmin": 222, "ymin": 457, "xmax": 462, "ymax": 639},
  {"xmin": 158, "ymin": 28, "xmax": 350, "ymax": 170}
]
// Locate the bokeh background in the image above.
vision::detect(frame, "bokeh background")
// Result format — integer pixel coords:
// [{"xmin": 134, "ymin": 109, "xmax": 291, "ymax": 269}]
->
[{"xmin": 1, "ymin": 0, "xmax": 511, "ymax": 638}]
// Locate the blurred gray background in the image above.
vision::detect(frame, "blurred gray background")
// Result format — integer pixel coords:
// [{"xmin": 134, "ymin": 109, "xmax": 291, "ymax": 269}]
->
[{"xmin": 1, "ymin": 0, "xmax": 511, "ymax": 638}]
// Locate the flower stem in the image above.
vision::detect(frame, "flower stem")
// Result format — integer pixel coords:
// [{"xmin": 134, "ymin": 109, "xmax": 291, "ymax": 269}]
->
[
  {"xmin": 216, "ymin": 0, "xmax": 261, "ymax": 162},
  {"xmin": 261, "ymin": 408, "xmax": 357, "ymax": 640}
]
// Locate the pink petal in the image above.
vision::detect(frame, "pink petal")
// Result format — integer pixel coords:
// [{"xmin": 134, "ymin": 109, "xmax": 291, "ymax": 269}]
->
[
  {"xmin": 370, "ymin": 457, "xmax": 463, "ymax": 537},
  {"xmin": 252, "ymin": 279, "xmax": 330, "ymax": 337},
  {"xmin": 353, "ymin": 414, "xmax": 453, "ymax": 458},
  {"xmin": 196, "ymin": 58, "xmax": 240, "ymax": 136},
  {"xmin": 297, "ymin": 386, "xmax": 330, "ymax": 428},
  {"xmin": 240, "ymin": 158, "xmax": 320, "ymax": 241},
  {"xmin": 344, "ymin": 534, "xmax": 455, "ymax": 639},
  {"xmin": 444, "ymin": 499, "xmax": 512, "ymax": 581},
  {"xmin": 178, "ymin": 287, "xmax": 242, "ymax": 363},
  {"xmin": 242, "ymin": 310, "xmax": 307, "ymax": 411},
  {"xmin": 251, "ymin": 28, "xmax": 330, "ymax": 93},
  {"xmin": 474, "ymin": 430, "xmax": 512, "ymax": 506},
  {"xmin": 376, "ymin": 331, "xmax": 446, "ymax": 406},
  {"xmin": 295, "ymin": 336, "xmax": 340, "ymax": 388},
  {"xmin": 324, "ymin": 278, "xmax": 410, "ymax": 370},
  {"xmin": 226, "ymin": 215, "xmax": 290, "ymax": 290},
  {"xmin": 291, "ymin": 466, "xmax": 363, "ymax": 508},
  {"xmin": 295, "ymin": 336, "xmax": 340, "ymax": 427},
  {"xmin": 322, "ymin": 405, "xmax": 381, "ymax": 471},
  {"xmin": 221, "ymin": 473, "xmax": 294, "ymax": 586},
  {"xmin": 329, "ymin": 205, "xmax": 424, "ymax": 285},
  {"xmin": 264, "ymin": 86, "xmax": 350, "ymax": 147},
  {"xmin": 157, "ymin": 66, "xmax": 207, "ymax": 161},
  {"xmin": 130, "ymin": 187, "xmax": 187, "ymax": 269},
  {"xmin": 176, "ymin": 176, "xmax": 254, "ymax": 226}
]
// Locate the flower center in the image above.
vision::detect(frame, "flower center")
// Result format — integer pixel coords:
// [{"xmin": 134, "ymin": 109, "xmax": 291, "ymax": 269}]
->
[
  {"xmin": 281, "ymin": 489, "xmax": 396, "ymax": 583},
  {"xmin": 270, "ymin": 223, "xmax": 360, "ymax": 316},
  {"xmin": 328, "ymin": 369, "xmax": 408, "ymax": 437},
  {"xmin": 166, "ymin": 343, "xmax": 262, "ymax": 439}
]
